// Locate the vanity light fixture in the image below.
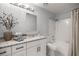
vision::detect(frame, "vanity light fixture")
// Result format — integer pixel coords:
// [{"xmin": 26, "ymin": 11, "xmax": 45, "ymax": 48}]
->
[
  {"xmin": 43, "ymin": 3, "xmax": 48, "ymax": 7},
  {"xmin": 24, "ymin": 4, "xmax": 30, "ymax": 8},
  {"xmin": 65, "ymin": 20, "xmax": 69, "ymax": 24},
  {"xmin": 10, "ymin": 3, "xmax": 35, "ymax": 12}
]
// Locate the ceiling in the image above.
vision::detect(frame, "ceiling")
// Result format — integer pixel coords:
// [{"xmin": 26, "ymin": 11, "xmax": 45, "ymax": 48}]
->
[{"xmin": 33, "ymin": 3, "xmax": 79, "ymax": 15}]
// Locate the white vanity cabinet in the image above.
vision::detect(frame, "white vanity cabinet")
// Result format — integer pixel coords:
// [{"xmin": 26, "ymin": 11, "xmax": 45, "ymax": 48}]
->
[
  {"xmin": 0, "ymin": 37, "xmax": 46, "ymax": 56},
  {"xmin": 0, "ymin": 46, "xmax": 11, "ymax": 56},
  {"xmin": 12, "ymin": 43, "xmax": 26, "ymax": 56},
  {"xmin": 26, "ymin": 39, "xmax": 46, "ymax": 56}
]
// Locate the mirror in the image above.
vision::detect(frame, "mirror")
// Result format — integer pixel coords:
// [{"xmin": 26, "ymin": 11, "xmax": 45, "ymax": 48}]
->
[{"xmin": 26, "ymin": 13, "xmax": 37, "ymax": 33}]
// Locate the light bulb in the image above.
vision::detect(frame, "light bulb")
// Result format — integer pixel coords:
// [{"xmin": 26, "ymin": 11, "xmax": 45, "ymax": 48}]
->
[{"xmin": 65, "ymin": 20, "xmax": 69, "ymax": 24}]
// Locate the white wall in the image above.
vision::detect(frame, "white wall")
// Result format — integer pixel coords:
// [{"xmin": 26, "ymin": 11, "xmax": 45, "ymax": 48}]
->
[
  {"xmin": 35, "ymin": 6, "xmax": 55, "ymax": 35},
  {"xmin": 48, "ymin": 19, "xmax": 56, "ymax": 35},
  {"xmin": 0, "ymin": 3, "xmax": 55, "ymax": 38}
]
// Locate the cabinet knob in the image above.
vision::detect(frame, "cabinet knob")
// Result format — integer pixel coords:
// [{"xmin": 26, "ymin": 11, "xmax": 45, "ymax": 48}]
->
[{"xmin": 37, "ymin": 47, "xmax": 41, "ymax": 52}]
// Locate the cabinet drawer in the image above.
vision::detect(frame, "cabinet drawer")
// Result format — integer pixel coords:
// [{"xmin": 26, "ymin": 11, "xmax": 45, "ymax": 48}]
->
[
  {"xmin": 12, "ymin": 43, "xmax": 26, "ymax": 54},
  {"xmin": 12, "ymin": 50, "xmax": 26, "ymax": 56},
  {"xmin": 27, "ymin": 40, "xmax": 41, "ymax": 48},
  {"xmin": 0, "ymin": 47, "xmax": 11, "ymax": 56}
]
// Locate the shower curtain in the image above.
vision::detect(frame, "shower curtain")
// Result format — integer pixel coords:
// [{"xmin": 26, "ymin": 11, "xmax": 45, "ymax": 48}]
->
[{"xmin": 72, "ymin": 9, "xmax": 79, "ymax": 56}]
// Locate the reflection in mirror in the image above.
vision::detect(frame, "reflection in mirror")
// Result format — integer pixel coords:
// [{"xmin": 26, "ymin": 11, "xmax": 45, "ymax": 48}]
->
[{"xmin": 26, "ymin": 13, "xmax": 37, "ymax": 35}]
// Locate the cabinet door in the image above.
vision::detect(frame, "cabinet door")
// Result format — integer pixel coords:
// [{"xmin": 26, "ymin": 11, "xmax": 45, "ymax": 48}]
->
[
  {"xmin": 12, "ymin": 50, "xmax": 26, "ymax": 56},
  {"xmin": 27, "ymin": 39, "xmax": 47, "ymax": 56},
  {"xmin": 36, "ymin": 45, "xmax": 42, "ymax": 56},
  {"xmin": 27, "ymin": 46, "xmax": 37, "ymax": 56},
  {"xmin": 36, "ymin": 44, "xmax": 46, "ymax": 56},
  {"xmin": 27, "ymin": 45, "xmax": 44, "ymax": 56}
]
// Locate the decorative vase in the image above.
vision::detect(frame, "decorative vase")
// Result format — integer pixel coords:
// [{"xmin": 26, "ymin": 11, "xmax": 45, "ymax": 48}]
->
[{"xmin": 3, "ymin": 30, "xmax": 12, "ymax": 41}]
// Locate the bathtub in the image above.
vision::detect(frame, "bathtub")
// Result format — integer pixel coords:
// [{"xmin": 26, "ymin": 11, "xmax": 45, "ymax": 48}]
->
[{"xmin": 47, "ymin": 40, "xmax": 72, "ymax": 56}]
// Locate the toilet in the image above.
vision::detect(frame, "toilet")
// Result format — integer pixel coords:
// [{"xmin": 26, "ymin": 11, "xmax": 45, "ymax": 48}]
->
[{"xmin": 47, "ymin": 42, "xmax": 56, "ymax": 56}]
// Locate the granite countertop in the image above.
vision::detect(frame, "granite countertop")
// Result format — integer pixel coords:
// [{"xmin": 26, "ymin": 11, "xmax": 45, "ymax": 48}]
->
[{"xmin": 0, "ymin": 36, "xmax": 46, "ymax": 48}]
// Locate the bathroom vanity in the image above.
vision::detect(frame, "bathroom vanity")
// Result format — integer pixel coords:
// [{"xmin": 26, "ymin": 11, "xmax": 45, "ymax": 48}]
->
[{"xmin": 0, "ymin": 36, "xmax": 47, "ymax": 56}]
